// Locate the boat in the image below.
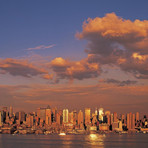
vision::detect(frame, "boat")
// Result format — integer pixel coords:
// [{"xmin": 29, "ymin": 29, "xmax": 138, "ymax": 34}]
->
[{"xmin": 59, "ymin": 132, "xmax": 66, "ymax": 136}]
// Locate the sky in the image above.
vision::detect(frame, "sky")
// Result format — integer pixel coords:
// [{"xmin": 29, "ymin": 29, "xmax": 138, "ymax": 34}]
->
[{"xmin": 0, "ymin": 0, "xmax": 148, "ymax": 114}]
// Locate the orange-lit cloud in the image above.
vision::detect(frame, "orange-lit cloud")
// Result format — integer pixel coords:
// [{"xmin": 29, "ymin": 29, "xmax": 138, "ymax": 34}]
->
[
  {"xmin": 0, "ymin": 58, "xmax": 52, "ymax": 79},
  {"xmin": 76, "ymin": 13, "xmax": 148, "ymax": 79},
  {"xmin": 50, "ymin": 56, "xmax": 100, "ymax": 82}
]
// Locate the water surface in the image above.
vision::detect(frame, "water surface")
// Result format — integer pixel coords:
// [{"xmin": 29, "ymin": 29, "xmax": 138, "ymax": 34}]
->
[{"xmin": 0, "ymin": 133, "xmax": 147, "ymax": 148}]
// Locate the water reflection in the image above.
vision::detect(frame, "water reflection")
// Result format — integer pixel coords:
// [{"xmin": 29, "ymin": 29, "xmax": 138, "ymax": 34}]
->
[{"xmin": 85, "ymin": 134, "xmax": 105, "ymax": 147}]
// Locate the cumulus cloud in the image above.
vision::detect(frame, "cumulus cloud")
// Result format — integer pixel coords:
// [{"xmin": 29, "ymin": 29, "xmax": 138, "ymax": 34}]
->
[
  {"xmin": 50, "ymin": 56, "xmax": 100, "ymax": 82},
  {"xmin": 0, "ymin": 58, "xmax": 52, "ymax": 79},
  {"xmin": 76, "ymin": 13, "xmax": 148, "ymax": 79},
  {"xmin": 99, "ymin": 79, "xmax": 137, "ymax": 86},
  {"xmin": 27, "ymin": 44, "xmax": 55, "ymax": 51}
]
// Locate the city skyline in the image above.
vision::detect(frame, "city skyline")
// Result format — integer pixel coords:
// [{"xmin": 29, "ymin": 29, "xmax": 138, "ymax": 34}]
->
[
  {"xmin": 0, "ymin": 105, "xmax": 147, "ymax": 135},
  {"xmin": 0, "ymin": 1, "xmax": 148, "ymax": 113}
]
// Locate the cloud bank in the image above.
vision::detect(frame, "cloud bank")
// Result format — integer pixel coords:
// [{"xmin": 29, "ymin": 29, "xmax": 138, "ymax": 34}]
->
[
  {"xmin": 76, "ymin": 12, "xmax": 148, "ymax": 79},
  {"xmin": 0, "ymin": 58, "xmax": 52, "ymax": 80}
]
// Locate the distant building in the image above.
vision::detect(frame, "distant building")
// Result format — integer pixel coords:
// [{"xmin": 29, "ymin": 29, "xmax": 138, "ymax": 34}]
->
[
  {"xmin": 85, "ymin": 108, "xmax": 91, "ymax": 125},
  {"xmin": 63, "ymin": 109, "xmax": 68, "ymax": 123},
  {"xmin": 9, "ymin": 106, "xmax": 13, "ymax": 118},
  {"xmin": 99, "ymin": 108, "xmax": 104, "ymax": 122},
  {"xmin": 45, "ymin": 105, "xmax": 52, "ymax": 126},
  {"xmin": 68, "ymin": 112, "xmax": 74, "ymax": 123},
  {"xmin": 99, "ymin": 123, "xmax": 109, "ymax": 131},
  {"xmin": 26, "ymin": 113, "xmax": 34, "ymax": 127},
  {"xmin": 78, "ymin": 110, "xmax": 83, "ymax": 129},
  {"xmin": 113, "ymin": 112, "xmax": 118, "ymax": 122},
  {"xmin": 136, "ymin": 112, "xmax": 139, "ymax": 121},
  {"xmin": 37, "ymin": 108, "xmax": 46, "ymax": 121},
  {"xmin": 19, "ymin": 111, "xmax": 26, "ymax": 122},
  {"xmin": 127, "ymin": 112, "xmax": 135, "ymax": 130},
  {"xmin": 0, "ymin": 111, "xmax": 3, "ymax": 126},
  {"xmin": 52, "ymin": 107, "xmax": 57, "ymax": 122}
]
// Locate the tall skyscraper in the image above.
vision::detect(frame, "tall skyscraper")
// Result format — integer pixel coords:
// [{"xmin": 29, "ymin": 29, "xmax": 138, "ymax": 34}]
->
[
  {"xmin": 9, "ymin": 106, "xmax": 13, "ymax": 118},
  {"xmin": 129, "ymin": 112, "xmax": 132, "ymax": 130},
  {"xmin": 68, "ymin": 112, "xmax": 74, "ymax": 123},
  {"xmin": 78, "ymin": 110, "xmax": 83, "ymax": 128},
  {"xmin": 0, "ymin": 111, "xmax": 3, "ymax": 126},
  {"xmin": 19, "ymin": 111, "xmax": 26, "ymax": 122},
  {"xmin": 63, "ymin": 109, "xmax": 68, "ymax": 123},
  {"xmin": 127, "ymin": 113, "xmax": 130, "ymax": 129},
  {"xmin": 37, "ymin": 108, "xmax": 46, "ymax": 121},
  {"xmin": 136, "ymin": 112, "xmax": 139, "ymax": 121},
  {"xmin": 113, "ymin": 112, "xmax": 118, "ymax": 122},
  {"xmin": 121, "ymin": 114, "xmax": 125, "ymax": 123},
  {"xmin": 45, "ymin": 105, "xmax": 52, "ymax": 125},
  {"xmin": 52, "ymin": 107, "xmax": 57, "ymax": 122},
  {"xmin": 73, "ymin": 110, "xmax": 77, "ymax": 126},
  {"xmin": 99, "ymin": 108, "xmax": 104, "ymax": 122},
  {"xmin": 85, "ymin": 108, "xmax": 91, "ymax": 125},
  {"xmin": 26, "ymin": 113, "xmax": 34, "ymax": 127},
  {"xmin": 132, "ymin": 113, "xmax": 135, "ymax": 129}
]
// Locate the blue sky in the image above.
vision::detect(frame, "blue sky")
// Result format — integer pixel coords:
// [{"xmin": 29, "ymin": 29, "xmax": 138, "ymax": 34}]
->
[{"xmin": 1, "ymin": 0, "xmax": 148, "ymax": 58}]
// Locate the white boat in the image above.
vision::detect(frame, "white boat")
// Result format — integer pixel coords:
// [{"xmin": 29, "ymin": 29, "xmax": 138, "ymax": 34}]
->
[{"xmin": 59, "ymin": 132, "xmax": 66, "ymax": 136}]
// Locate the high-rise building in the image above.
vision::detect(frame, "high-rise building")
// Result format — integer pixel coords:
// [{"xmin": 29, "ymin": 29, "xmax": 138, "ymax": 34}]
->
[
  {"xmin": 119, "ymin": 120, "xmax": 122, "ymax": 131},
  {"xmin": 136, "ymin": 112, "xmax": 139, "ymax": 122},
  {"xmin": 9, "ymin": 106, "xmax": 13, "ymax": 117},
  {"xmin": 19, "ymin": 111, "xmax": 26, "ymax": 122},
  {"xmin": 68, "ymin": 112, "xmax": 73, "ymax": 123},
  {"xmin": 113, "ymin": 112, "xmax": 118, "ymax": 122},
  {"xmin": 26, "ymin": 113, "xmax": 34, "ymax": 127},
  {"xmin": 121, "ymin": 114, "xmax": 125, "ymax": 123},
  {"xmin": 127, "ymin": 112, "xmax": 135, "ymax": 130},
  {"xmin": 52, "ymin": 107, "xmax": 57, "ymax": 122},
  {"xmin": 73, "ymin": 110, "xmax": 77, "ymax": 126},
  {"xmin": 132, "ymin": 113, "xmax": 135, "ymax": 129},
  {"xmin": 85, "ymin": 108, "xmax": 91, "ymax": 125},
  {"xmin": 78, "ymin": 110, "xmax": 83, "ymax": 128},
  {"xmin": 127, "ymin": 113, "xmax": 130, "ymax": 129},
  {"xmin": 63, "ymin": 109, "xmax": 68, "ymax": 123},
  {"xmin": 37, "ymin": 108, "xmax": 46, "ymax": 121},
  {"xmin": 99, "ymin": 108, "xmax": 104, "ymax": 122},
  {"xmin": 0, "ymin": 111, "xmax": 3, "ymax": 126},
  {"xmin": 129, "ymin": 112, "xmax": 132, "ymax": 130},
  {"xmin": 110, "ymin": 114, "xmax": 113, "ymax": 125},
  {"xmin": 45, "ymin": 105, "xmax": 52, "ymax": 126},
  {"xmin": 56, "ymin": 112, "xmax": 62, "ymax": 125}
]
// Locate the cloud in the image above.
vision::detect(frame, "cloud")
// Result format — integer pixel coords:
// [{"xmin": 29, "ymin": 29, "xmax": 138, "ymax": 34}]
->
[
  {"xmin": 0, "ymin": 58, "xmax": 52, "ymax": 79},
  {"xmin": 76, "ymin": 12, "xmax": 148, "ymax": 79},
  {"xmin": 50, "ymin": 56, "xmax": 100, "ymax": 82},
  {"xmin": 27, "ymin": 44, "xmax": 55, "ymax": 51},
  {"xmin": 99, "ymin": 78, "xmax": 137, "ymax": 86}
]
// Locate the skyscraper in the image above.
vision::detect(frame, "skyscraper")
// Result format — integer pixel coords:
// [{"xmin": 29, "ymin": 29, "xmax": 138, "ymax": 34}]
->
[
  {"xmin": 78, "ymin": 110, "xmax": 83, "ymax": 128},
  {"xmin": 0, "ymin": 111, "xmax": 3, "ymax": 126},
  {"xmin": 45, "ymin": 105, "xmax": 52, "ymax": 126},
  {"xmin": 132, "ymin": 113, "xmax": 135, "ymax": 129},
  {"xmin": 85, "ymin": 108, "xmax": 91, "ymax": 125},
  {"xmin": 9, "ymin": 106, "xmax": 13, "ymax": 117},
  {"xmin": 136, "ymin": 112, "xmax": 139, "ymax": 121},
  {"xmin": 113, "ymin": 112, "xmax": 118, "ymax": 122},
  {"xmin": 63, "ymin": 109, "xmax": 68, "ymax": 123},
  {"xmin": 99, "ymin": 108, "xmax": 104, "ymax": 122}
]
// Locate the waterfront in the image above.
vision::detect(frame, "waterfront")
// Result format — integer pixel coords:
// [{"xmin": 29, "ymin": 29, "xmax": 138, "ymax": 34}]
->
[{"xmin": 0, "ymin": 133, "xmax": 147, "ymax": 148}]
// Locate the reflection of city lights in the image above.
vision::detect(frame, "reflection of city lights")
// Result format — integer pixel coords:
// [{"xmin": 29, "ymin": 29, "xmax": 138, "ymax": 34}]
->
[
  {"xmin": 87, "ymin": 134, "xmax": 105, "ymax": 147},
  {"xmin": 89, "ymin": 134, "xmax": 97, "ymax": 140}
]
